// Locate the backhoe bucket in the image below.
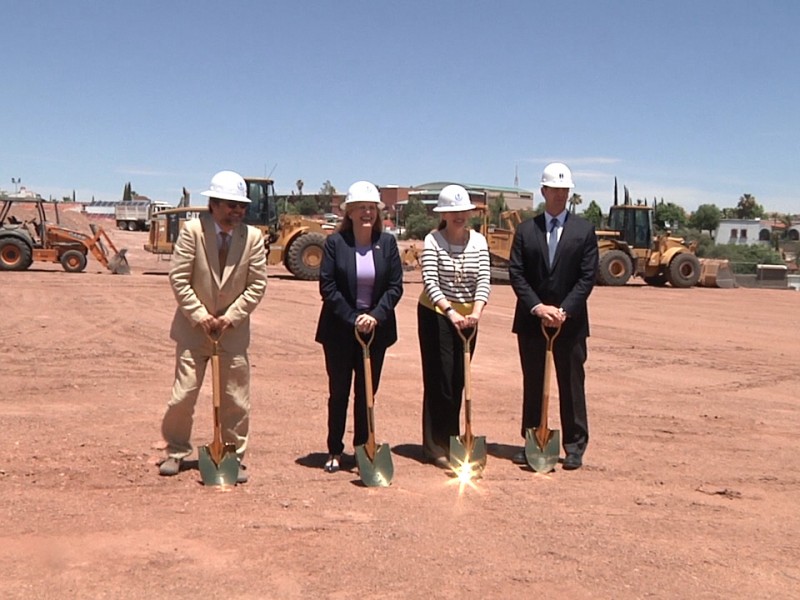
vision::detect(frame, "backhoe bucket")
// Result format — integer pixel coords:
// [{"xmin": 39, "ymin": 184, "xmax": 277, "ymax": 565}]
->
[
  {"xmin": 108, "ymin": 249, "xmax": 130, "ymax": 275},
  {"xmin": 698, "ymin": 259, "xmax": 735, "ymax": 288}
]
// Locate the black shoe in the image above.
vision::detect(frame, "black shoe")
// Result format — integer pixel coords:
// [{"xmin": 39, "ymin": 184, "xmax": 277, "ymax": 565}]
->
[
  {"xmin": 324, "ymin": 455, "xmax": 341, "ymax": 473},
  {"xmin": 237, "ymin": 464, "xmax": 248, "ymax": 484},
  {"xmin": 512, "ymin": 450, "xmax": 527, "ymax": 465},
  {"xmin": 158, "ymin": 457, "xmax": 181, "ymax": 476},
  {"xmin": 562, "ymin": 454, "xmax": 583, "ymax": 470}
]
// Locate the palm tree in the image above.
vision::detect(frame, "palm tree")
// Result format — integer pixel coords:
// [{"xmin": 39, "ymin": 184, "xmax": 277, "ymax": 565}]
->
[
  {"xmin": 569, "ymin": 193, "xmax": 583, "ymax": 214},
  {"xmin": 296, "ymin": 179, "xmax": 304, "ymax": 196}
]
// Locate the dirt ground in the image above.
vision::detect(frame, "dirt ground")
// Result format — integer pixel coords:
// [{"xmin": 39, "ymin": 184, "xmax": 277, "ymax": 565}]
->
[{"xmin": 1, "ymin": 213, "xmax": 799, "ymax": 599}]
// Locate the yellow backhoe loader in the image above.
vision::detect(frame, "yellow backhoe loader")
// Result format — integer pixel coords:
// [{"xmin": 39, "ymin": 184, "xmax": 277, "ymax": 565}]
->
[
  {"xmin": 0, "ymin": 197, "xmax": 129, "ymax": 274},
  {"xmin": 402, "ymin": 201, "xmax": 731, "ymax": 288}
]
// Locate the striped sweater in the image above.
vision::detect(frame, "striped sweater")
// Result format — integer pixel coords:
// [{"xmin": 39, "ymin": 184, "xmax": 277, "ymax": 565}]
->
[{"xmin": 421, "ymin": 229, "xmax": 491, "ymax": 306}]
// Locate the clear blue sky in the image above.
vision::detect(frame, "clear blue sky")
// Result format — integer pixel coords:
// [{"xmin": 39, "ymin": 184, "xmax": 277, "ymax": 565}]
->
[{"xmin": 2, "ymin": 0, "xmax": 798, "ymax": 214}]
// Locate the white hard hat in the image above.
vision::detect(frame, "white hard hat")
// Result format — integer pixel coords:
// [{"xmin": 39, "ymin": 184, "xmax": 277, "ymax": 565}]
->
[
  {"xmin": 201, "ymin": 170, "xmax": 251, "ymax": 203},
  {"xmin": 341, "ymin": 180, "xmax": 384, "ymax": 209},
  {"xmin": 540, "ymin": 162, "xmax": 575, "ymax": 189},
  {"xmin": 433, "ymin": 184, "xmax": 475, "ymax": 212}
]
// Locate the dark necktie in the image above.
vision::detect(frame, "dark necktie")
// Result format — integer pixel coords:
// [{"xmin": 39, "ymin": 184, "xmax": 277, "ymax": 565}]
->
[
  {"xmin": 219, "ymin": 232, "xmax": 229, "ymax": 267},
  {"xmin": 548, "ymin": 217, "xmax": 559, "ymax": 265}
]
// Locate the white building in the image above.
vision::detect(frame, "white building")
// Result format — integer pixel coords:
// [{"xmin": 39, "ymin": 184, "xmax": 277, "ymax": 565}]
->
[{"xmin": 714, "ymin": 218, "xmax": 770, "ymax": 245}]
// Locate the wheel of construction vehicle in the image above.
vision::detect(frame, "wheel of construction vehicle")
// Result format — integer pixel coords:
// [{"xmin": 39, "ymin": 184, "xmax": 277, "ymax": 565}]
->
[
  {"xmin": 126, "ymin": 221, "xmax": 138, "ymax": 232},
  {"xmin": 667, "ymin": 253, "xmax": 701, "ymax": 288},
  {"xmin": 286, "ymin": 232, "xmax": 326, "ymax": 280},
  {"xmin": 597, "ymin": 250, "xmax": 632, "ymax": 286},
  {"xmin": 0, "ymin": 238, "xmax": 33, "ymax": 271},
  {"xmin": 116, "ymin": 221, "xmax": 126, "ymax": 230},
  {"xmin": 60, "ymin": 250, "xmax": 88, "ymax": 273}
]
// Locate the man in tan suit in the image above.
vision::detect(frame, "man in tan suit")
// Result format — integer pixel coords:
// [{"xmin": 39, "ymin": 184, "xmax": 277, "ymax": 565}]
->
[{"xmin": 159, "ymin": 170, "xmax": 267, "ymax": 483}]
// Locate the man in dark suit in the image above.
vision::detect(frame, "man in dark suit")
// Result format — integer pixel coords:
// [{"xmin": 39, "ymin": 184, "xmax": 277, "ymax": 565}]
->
[{"xmin": 509, "ymin": 162, "xmax": 598, "ymax": 470}]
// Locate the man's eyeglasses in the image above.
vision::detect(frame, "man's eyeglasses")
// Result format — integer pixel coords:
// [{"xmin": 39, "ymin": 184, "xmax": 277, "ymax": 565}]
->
[{"xmin": 220, "ymin": 200, "xmax": 248, "ymax": 210}]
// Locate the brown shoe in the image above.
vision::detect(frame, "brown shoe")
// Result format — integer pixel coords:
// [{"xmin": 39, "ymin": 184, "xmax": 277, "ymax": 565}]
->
[
  {"xmin": 159, "ymin": 457, "xmax": 181, "ymax": 476},
  {"xmin": 433, "ymin": 456, "xmax": 450, "ymax": 470}
]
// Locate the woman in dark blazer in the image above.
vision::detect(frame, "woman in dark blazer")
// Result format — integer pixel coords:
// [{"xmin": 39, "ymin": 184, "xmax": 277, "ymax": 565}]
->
[{"xmin": 314, "ymin": 180, "xmax": 403, "ymax": 473}]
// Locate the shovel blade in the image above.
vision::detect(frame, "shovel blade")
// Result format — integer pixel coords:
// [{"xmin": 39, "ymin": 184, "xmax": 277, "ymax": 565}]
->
[
  {"xmin": 449, "ymin": 434, "xmax": 487, "ymax": 475},
  {"xmin": 108, "ymin": 249, "xmax": 130, "ymax": 275},
  {"xmin": 355, "ymin": 442, "xmax": 393, "ymax": 487},
  {"xmin": 524, "ymin": 427, "xmax": 560, "ymax": 473},
  {"xmin": 198, "ymin": 443, "xmax": 239, "ymax": 486}
]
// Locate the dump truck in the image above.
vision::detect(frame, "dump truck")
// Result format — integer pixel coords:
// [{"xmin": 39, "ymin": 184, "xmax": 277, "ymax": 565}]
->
[
  {"xmin": 0, "ymin": 197, "xmax": 130, "ymax": 274},
  {"xmin": 144, "ymin": 177, "xmax": 331, "ymax": 280},
  {"xmin": 115, "ymin": 200, "xmax": 171, "ymax": 231}
]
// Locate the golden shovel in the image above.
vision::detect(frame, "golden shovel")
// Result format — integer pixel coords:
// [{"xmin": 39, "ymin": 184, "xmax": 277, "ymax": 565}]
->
[
  {"xmin": 354, "ymin": 327, "xmax": 394, "ymax": 487},
  {"xmin": 449, "ymin": 327, "xmax": 487, "ymax": 475},
  {"xmin": 525, "ymin": 322, "xmax": 562, "ymax": 473},
  {"xmin": 198, "ymin": 333, "xmax": 240, "ymax": 486}
]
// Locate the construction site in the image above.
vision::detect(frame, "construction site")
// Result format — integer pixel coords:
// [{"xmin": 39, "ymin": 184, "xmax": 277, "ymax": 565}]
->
[{"xmin": 1, "ymin": 213, "xmax": 798, "ymax": 598}]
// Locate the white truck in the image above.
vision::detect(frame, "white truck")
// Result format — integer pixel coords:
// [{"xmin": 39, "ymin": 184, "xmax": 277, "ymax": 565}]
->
[{"xmin": 115, "ymin": 201, "xmax": 171, "ymax": 231}]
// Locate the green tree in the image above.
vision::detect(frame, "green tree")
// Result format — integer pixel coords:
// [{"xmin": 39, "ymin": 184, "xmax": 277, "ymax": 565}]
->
[
  {"xmin": 653, "ymin": 200, "xmax": 687, "ymax": 232},
  {"xmin": 688, "ymin": 204, "xmax": 721, "ymax": 236},
  {"xmin": 736, "ymin": 193, "xmax": 764, "ymax": 219},
  {"xmin": 779, "ymin": 214, "xmax": 793, "ymax": 239},
  {"xmin": 296, "ymin": 195, "xmax": 319, "ymax": 216},
  {"xmin": 704, "ymin": 242, "xmax": 783, "ymax": 274},
  {"xmin": 122, "ymin": 182, "xmax": 132, "ymax": 202},
  {"xmin": 402, "ymin": 196, "xmax": 437, "ymax": 240},
  {"xmin": 318, "ymin": 180, "xmax": 337, "ymax": 214},
  {"xmin": 581, "ymin": 200, "xmax": 604, "ymax": 228},
  {"xmin": 489, "ymin": 193, "xmax": 507, "ymax": 226},
  {"xmin": 534, "ymin": 201, "xmax": 546, "ymax": 215},
  {"xmin": 568, "ymin": 193, "xmax": 583, "ymax": 214}
]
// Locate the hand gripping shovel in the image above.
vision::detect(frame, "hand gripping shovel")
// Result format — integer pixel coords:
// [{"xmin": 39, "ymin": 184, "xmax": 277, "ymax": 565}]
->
[
  {"xmin": 354, "ymin": 327, "xmax": 394, "ymax": 487},
  {"xmin": 198, "ymin": 334, "xmax": 240, "ymax": 486},
  {"xmin": 525, "ymin": 322, "xmax": 562, "ymax": 473},
  {"xmin": 449, "ymin": 327, "xmax": 487, "ymax": 475}
]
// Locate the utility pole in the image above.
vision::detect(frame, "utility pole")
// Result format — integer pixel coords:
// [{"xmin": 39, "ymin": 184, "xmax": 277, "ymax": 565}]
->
[{"xmin": 11, "ymin": 177, "xmax": 21, "ymax": 193}]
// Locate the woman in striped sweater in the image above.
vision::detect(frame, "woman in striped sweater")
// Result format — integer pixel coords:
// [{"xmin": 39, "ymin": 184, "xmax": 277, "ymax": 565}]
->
[{"xmin": 418, "ymin": 184, "xmax": 491, "ymax": 468}]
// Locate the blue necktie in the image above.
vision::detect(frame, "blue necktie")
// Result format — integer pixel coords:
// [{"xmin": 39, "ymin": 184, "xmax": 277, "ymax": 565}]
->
[{"xmin": 548, "ymin": 217, "xmax": 559, "ymax": 266}]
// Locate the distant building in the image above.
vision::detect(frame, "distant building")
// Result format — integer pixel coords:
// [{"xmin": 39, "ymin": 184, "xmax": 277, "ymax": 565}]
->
[
  {"xmin": 395, "ymin": 181, "xmax": 534, "ymax": 224},
  {"xmin": 715, "ymin": 218, "xmax": 769, "ymax": 245}
]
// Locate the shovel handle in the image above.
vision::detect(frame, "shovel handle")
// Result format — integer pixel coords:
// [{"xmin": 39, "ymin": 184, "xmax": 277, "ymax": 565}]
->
[
  {"xmin": 455, "ymin": 327, "xmax": 477, "ymax": 443},
  {"xmin": 355, "ymin": 326, "xmax": 377, "ymax": 459},
  {"xmin": 538, "ymin": 322, "xmax": 561, "ymax": 433}
]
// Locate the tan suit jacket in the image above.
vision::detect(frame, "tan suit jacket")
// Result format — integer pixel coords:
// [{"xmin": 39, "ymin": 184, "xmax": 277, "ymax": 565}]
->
[{"xmin": 169, "ymin": 213, "xmax": 267, "ymax": 353}]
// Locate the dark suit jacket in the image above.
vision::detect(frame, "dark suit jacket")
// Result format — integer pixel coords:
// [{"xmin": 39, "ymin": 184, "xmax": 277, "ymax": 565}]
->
[
  {"xmin": 314, "ymin": 230, "xmax": 403, "ymax": 349},
  {"xmin": 509, "ymin": 213, "xmax": 598, "ymax": 340}
]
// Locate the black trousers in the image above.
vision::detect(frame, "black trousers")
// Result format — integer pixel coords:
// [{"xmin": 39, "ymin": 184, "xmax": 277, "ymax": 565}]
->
[
  {"xmin": 323, "ymin": 337, "xmax": 387, "ymax": 456},
  {"xmin": 517, "ymin": 332, "xmax": 589, "ymax": 456},
  {"xmin": 418, "ymin": 303, "xmax": 476, "ymax": 459}
]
